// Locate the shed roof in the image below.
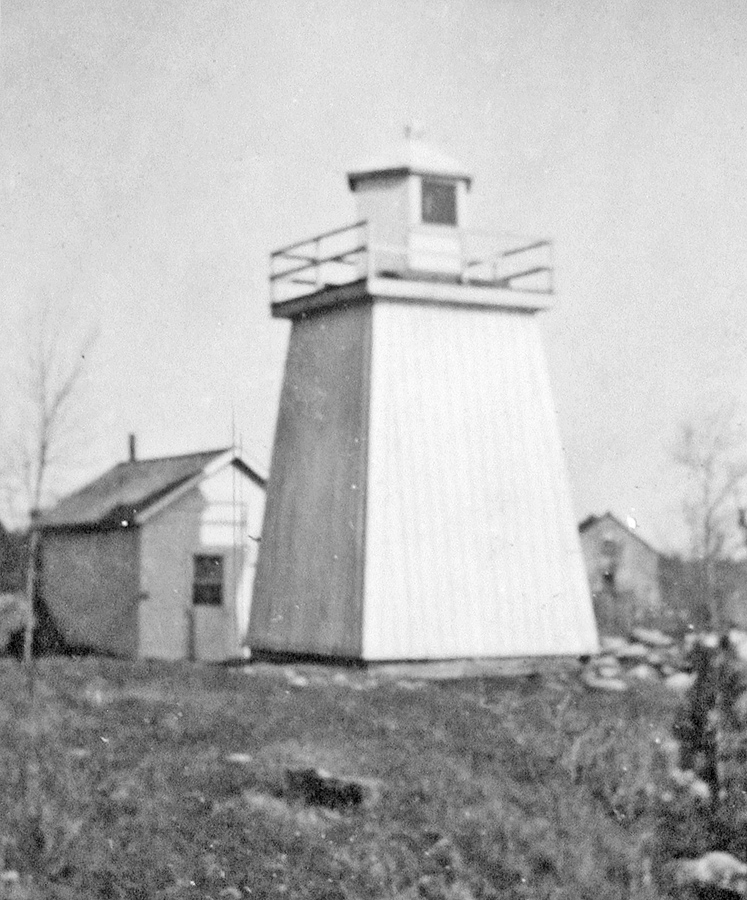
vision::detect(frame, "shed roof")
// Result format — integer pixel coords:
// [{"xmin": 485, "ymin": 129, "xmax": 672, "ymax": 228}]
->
[
  {"xmin": 39, "ymin": 448, "xmax": 266, "ymax": 529},
  {"xmin": 347, "ymin": 136, "xmax": 472, "ymax": 188}
]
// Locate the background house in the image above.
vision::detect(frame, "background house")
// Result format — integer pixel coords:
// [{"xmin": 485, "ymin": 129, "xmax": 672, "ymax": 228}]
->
[
  {"xmin": 37, "ymin": 446, "xmax": 266, "ymax": 661},
  {"xmin": 579, "ymin": 511, "xmax": 665, "ymax": 635}
]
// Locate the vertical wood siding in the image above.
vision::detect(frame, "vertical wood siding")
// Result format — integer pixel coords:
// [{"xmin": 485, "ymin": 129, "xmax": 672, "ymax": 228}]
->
[
  {"xmin": 249, "ymin": 303, "xmax": 371, "ymax": 658},
  {"xmin": 362, "ymin": 300, "xmax": 598, "ymax": 660}
]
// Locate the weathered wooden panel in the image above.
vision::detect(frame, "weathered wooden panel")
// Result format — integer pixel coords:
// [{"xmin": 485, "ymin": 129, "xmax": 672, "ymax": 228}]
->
[
  {"xmin": 41, "ymin": 528, "xmax": 139, "ymax": 656},
  {"xmin": 362, "ymin": 300, "xmax": 598, "ymax": 660},
  {"xmin": 249, "ymin": 302, "xmax": 371, "ymax": 658}
]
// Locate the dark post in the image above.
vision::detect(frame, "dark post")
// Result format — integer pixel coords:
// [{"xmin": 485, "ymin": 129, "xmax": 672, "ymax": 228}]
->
[{"xmin": 23, "ymin": 509, "xmax": 40, "ymax": 670}]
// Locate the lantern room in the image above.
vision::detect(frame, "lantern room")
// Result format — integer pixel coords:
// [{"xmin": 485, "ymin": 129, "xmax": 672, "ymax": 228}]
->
[{"xmin": 269, "ymin": 131, "xmax": 553, "ymax": 305}]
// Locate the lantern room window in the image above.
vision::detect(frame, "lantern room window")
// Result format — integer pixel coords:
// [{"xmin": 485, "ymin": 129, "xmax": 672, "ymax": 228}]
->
[
  {"xmin": 193, "ymin": 554, "xmax": 223, "ymax": 606},
  {"xmin": 421, "ymin": 178, "xmax": 457, "ymax": 226}
]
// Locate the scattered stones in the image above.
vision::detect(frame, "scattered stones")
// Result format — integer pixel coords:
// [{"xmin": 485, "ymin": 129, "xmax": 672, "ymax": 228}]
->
[
  {"xmin": 630, "ymin": 626, "xmax": 674, "ymax": 649},
  {"xmin": 579, "ymin": 629, "xmax": 725, "ymax": 692},
  {"xmin": 580, "ymin": 669, "xmax": 628, "ymax": 692},
  {"xmin": 67, "ymin": 747, "xmax": 91, "ymax": 760},
  {"xmin": 579, "ymin": 628, "xmax": 747, "ymax": 694},
  {"xmin": 83, "ymin": 678, "xmax": 110, "ymax": 707},
  {"xmin": 285, "ymin": 670, "xmax": 310, "ymax": 688},
  {"xmin": 669, "ymin": 768, "xmax": 712, "ymax": 802},
  {"xmin": 596, "ymin": 660, "xmax": 623, "ymax": 679},
  {"xmin": 675, "ymin": 851, "xmax": 747, "ymax": 895},
  {"xmin": 599, "ymin": 635, "xmax": 629, "ymax": 654},
  {"xmin": 225, "ymin": 752, "xmax": 253, "ymax": 765},
  {"xmin": 665, "ymin": 672, "xmax": 696, "ymax": 694},
  {"xmin": 684, "ymin": 631, "xmax": 719, "ymax": 651},
  {"xmin": 644, "ymin": 649, "xmax": 666, "ymax": 667},
  {"xmin": 614, "ymin": 642, "xmax": 650, "ymax": 662},
  {"xmin": 627, "ymin": 663, "xmax": 659, "ymax": 682}
]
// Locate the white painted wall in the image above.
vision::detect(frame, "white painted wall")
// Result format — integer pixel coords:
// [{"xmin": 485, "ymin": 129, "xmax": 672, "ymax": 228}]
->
[
  {"xmin": 363, "ymin": 300, "xmax": 598, "ymax": 660},
  {"xmin": 138, "ymin": 461, "xmax": 265, "ymax": 661},
  {"xmin": 352, "ymin": 174, "xmax": 410, "ymax": 275}
]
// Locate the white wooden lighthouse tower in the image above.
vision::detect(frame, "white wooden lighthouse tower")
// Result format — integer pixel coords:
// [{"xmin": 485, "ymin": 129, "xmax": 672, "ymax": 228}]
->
[{"xmin": 249, "ymin": 131, "xmax": 599, "ymax": 663}]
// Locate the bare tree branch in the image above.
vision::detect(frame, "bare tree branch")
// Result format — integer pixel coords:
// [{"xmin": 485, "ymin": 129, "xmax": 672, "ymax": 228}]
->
[
  {"xmin": 0, "ymin": 296, "xmax": 99, "ymax": 523},
  {"xmin": 671, "ymin": 404, "xmax": 747, "ymax": 630}
]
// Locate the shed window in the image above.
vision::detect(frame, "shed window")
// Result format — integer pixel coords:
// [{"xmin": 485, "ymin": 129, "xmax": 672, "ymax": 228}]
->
[
  {"xmin": 421, "ymin": 179, "xmax": 457, "ymax": 225},
  {"xmin": 193, "ymin": 554, "xmax": 223, "ymax": 606}
]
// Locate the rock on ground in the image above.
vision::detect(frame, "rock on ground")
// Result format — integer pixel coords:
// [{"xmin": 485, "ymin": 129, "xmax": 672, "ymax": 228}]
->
[
  {"xmin": 675, "ymin": 851, "xmax": 747, "ymax": 895},
  {"xmin": 630, "ymin": 626, "xmax": 674, "ymax": 648}
]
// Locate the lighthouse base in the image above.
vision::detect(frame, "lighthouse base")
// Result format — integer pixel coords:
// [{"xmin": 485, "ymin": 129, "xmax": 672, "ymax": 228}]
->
[{"xmin": 249, "ymin": 282, "xmax": 598, "ymax": 663}]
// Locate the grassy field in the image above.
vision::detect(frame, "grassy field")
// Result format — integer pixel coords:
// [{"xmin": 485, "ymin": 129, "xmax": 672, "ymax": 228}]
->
[{"xmin": 0, "ymin": 657, "xmax": 681, "ymax": 899}]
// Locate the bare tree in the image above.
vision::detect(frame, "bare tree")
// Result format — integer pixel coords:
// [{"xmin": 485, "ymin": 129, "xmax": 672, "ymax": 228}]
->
[
  {"xmin": 671, "ymin": 404, "xmax": 747, "ymax": 630},
  {"xmin": 0, "ymin": 298, "xmax": 98, "ymax": 664},
  {"xmin": 0, "ymin": 298, "xmax": 99, "ymax": 524}
]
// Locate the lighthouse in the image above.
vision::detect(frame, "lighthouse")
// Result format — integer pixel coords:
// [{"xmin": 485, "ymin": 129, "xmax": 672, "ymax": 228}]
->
[{"xmin": 248, "ymin": 130, "xmax": 599, "ymax": 664}]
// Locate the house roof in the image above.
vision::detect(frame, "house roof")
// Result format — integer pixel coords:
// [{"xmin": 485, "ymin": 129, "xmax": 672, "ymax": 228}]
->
[
  {"xmin": 579, "ymin": 511, "xmax": 659, "ymax": 557},
  {"xmin": 38, "ymin": 448, "xmax": 267, "ymax": 529}
]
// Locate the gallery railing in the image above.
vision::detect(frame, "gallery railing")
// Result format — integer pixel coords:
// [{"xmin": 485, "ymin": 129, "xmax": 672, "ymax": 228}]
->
[{"xmin": 270, "ymin": 220, "xmax": 553, "ymax": 303}]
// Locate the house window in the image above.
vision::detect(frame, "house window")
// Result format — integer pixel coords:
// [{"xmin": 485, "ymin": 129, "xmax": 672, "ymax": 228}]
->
[
  {"xmin": 193, "ymin": 554, "xmax": 223, "ymax": 606},
  {"xmin": 600, "ymin": 536, "xmax": 622, "ymax": 593},
  {"xmin": 421, "ymin": 179, "xmax": 457, "ymax": 225}
]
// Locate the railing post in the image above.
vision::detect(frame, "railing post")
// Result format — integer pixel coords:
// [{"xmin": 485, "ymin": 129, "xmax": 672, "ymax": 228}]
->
[{"xmin": 365, "ymin": 221, "xmax": 372, "ymax": 281}]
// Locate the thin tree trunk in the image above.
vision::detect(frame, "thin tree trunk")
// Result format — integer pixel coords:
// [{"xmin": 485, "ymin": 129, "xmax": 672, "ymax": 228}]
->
[{"xmin": 23, "ymin": 525, "xmax": 38, "ymax": 672}]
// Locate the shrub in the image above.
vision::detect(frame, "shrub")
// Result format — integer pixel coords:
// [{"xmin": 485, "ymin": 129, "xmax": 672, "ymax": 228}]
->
[{"xmin": 652, "ymin": 635, "xmax": 747, "ymax": 892}]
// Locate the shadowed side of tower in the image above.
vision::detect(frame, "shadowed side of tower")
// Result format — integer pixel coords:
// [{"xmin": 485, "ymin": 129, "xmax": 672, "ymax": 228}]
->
[{"xmin": 250, "ymin": 298, "xmax": 372, "ymax": 660}]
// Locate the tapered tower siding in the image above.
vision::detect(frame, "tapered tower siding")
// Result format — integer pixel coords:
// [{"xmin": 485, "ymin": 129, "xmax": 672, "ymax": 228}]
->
[
  {"xmin": 249, "ymin": 302, "xmax": 371, "ymax": 658},
  {"xmin": 363, "ymin": 300, "xmax": 597, "ymax": 659}
]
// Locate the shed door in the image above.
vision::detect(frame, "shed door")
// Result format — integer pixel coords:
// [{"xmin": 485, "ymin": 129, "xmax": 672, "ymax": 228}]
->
[{"xmin": 190, "ymin": 553, "xmax": 229, "ymax": 661}]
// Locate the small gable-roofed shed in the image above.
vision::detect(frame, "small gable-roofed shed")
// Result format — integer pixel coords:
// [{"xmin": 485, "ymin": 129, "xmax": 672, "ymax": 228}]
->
[{"xmin": 38, "ymin": 446, "xmax": 266, "ymax": 660}]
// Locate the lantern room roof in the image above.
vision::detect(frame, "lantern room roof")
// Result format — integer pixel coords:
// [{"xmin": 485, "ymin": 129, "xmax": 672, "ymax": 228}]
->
[{"xmin": 347, "ymin": 135, "xmax": 472, "ymax": 189}]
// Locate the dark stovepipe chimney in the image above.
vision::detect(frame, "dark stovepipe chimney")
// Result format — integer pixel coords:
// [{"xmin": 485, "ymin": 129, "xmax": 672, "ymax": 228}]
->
[{"xmin": 128, "ymin": 433, "xmax": 137, "ymax": 463}]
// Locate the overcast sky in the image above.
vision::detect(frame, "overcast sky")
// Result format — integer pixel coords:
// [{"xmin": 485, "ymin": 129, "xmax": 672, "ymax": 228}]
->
[{"xmin": 2, "ymin": 0, "xmax": 746, "ymax": 549}]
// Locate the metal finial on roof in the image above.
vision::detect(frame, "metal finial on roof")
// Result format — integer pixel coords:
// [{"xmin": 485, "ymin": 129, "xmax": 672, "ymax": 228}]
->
[{"xmin": 404, "ymin": 121, "xmax": 425, "ymax": 141}]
